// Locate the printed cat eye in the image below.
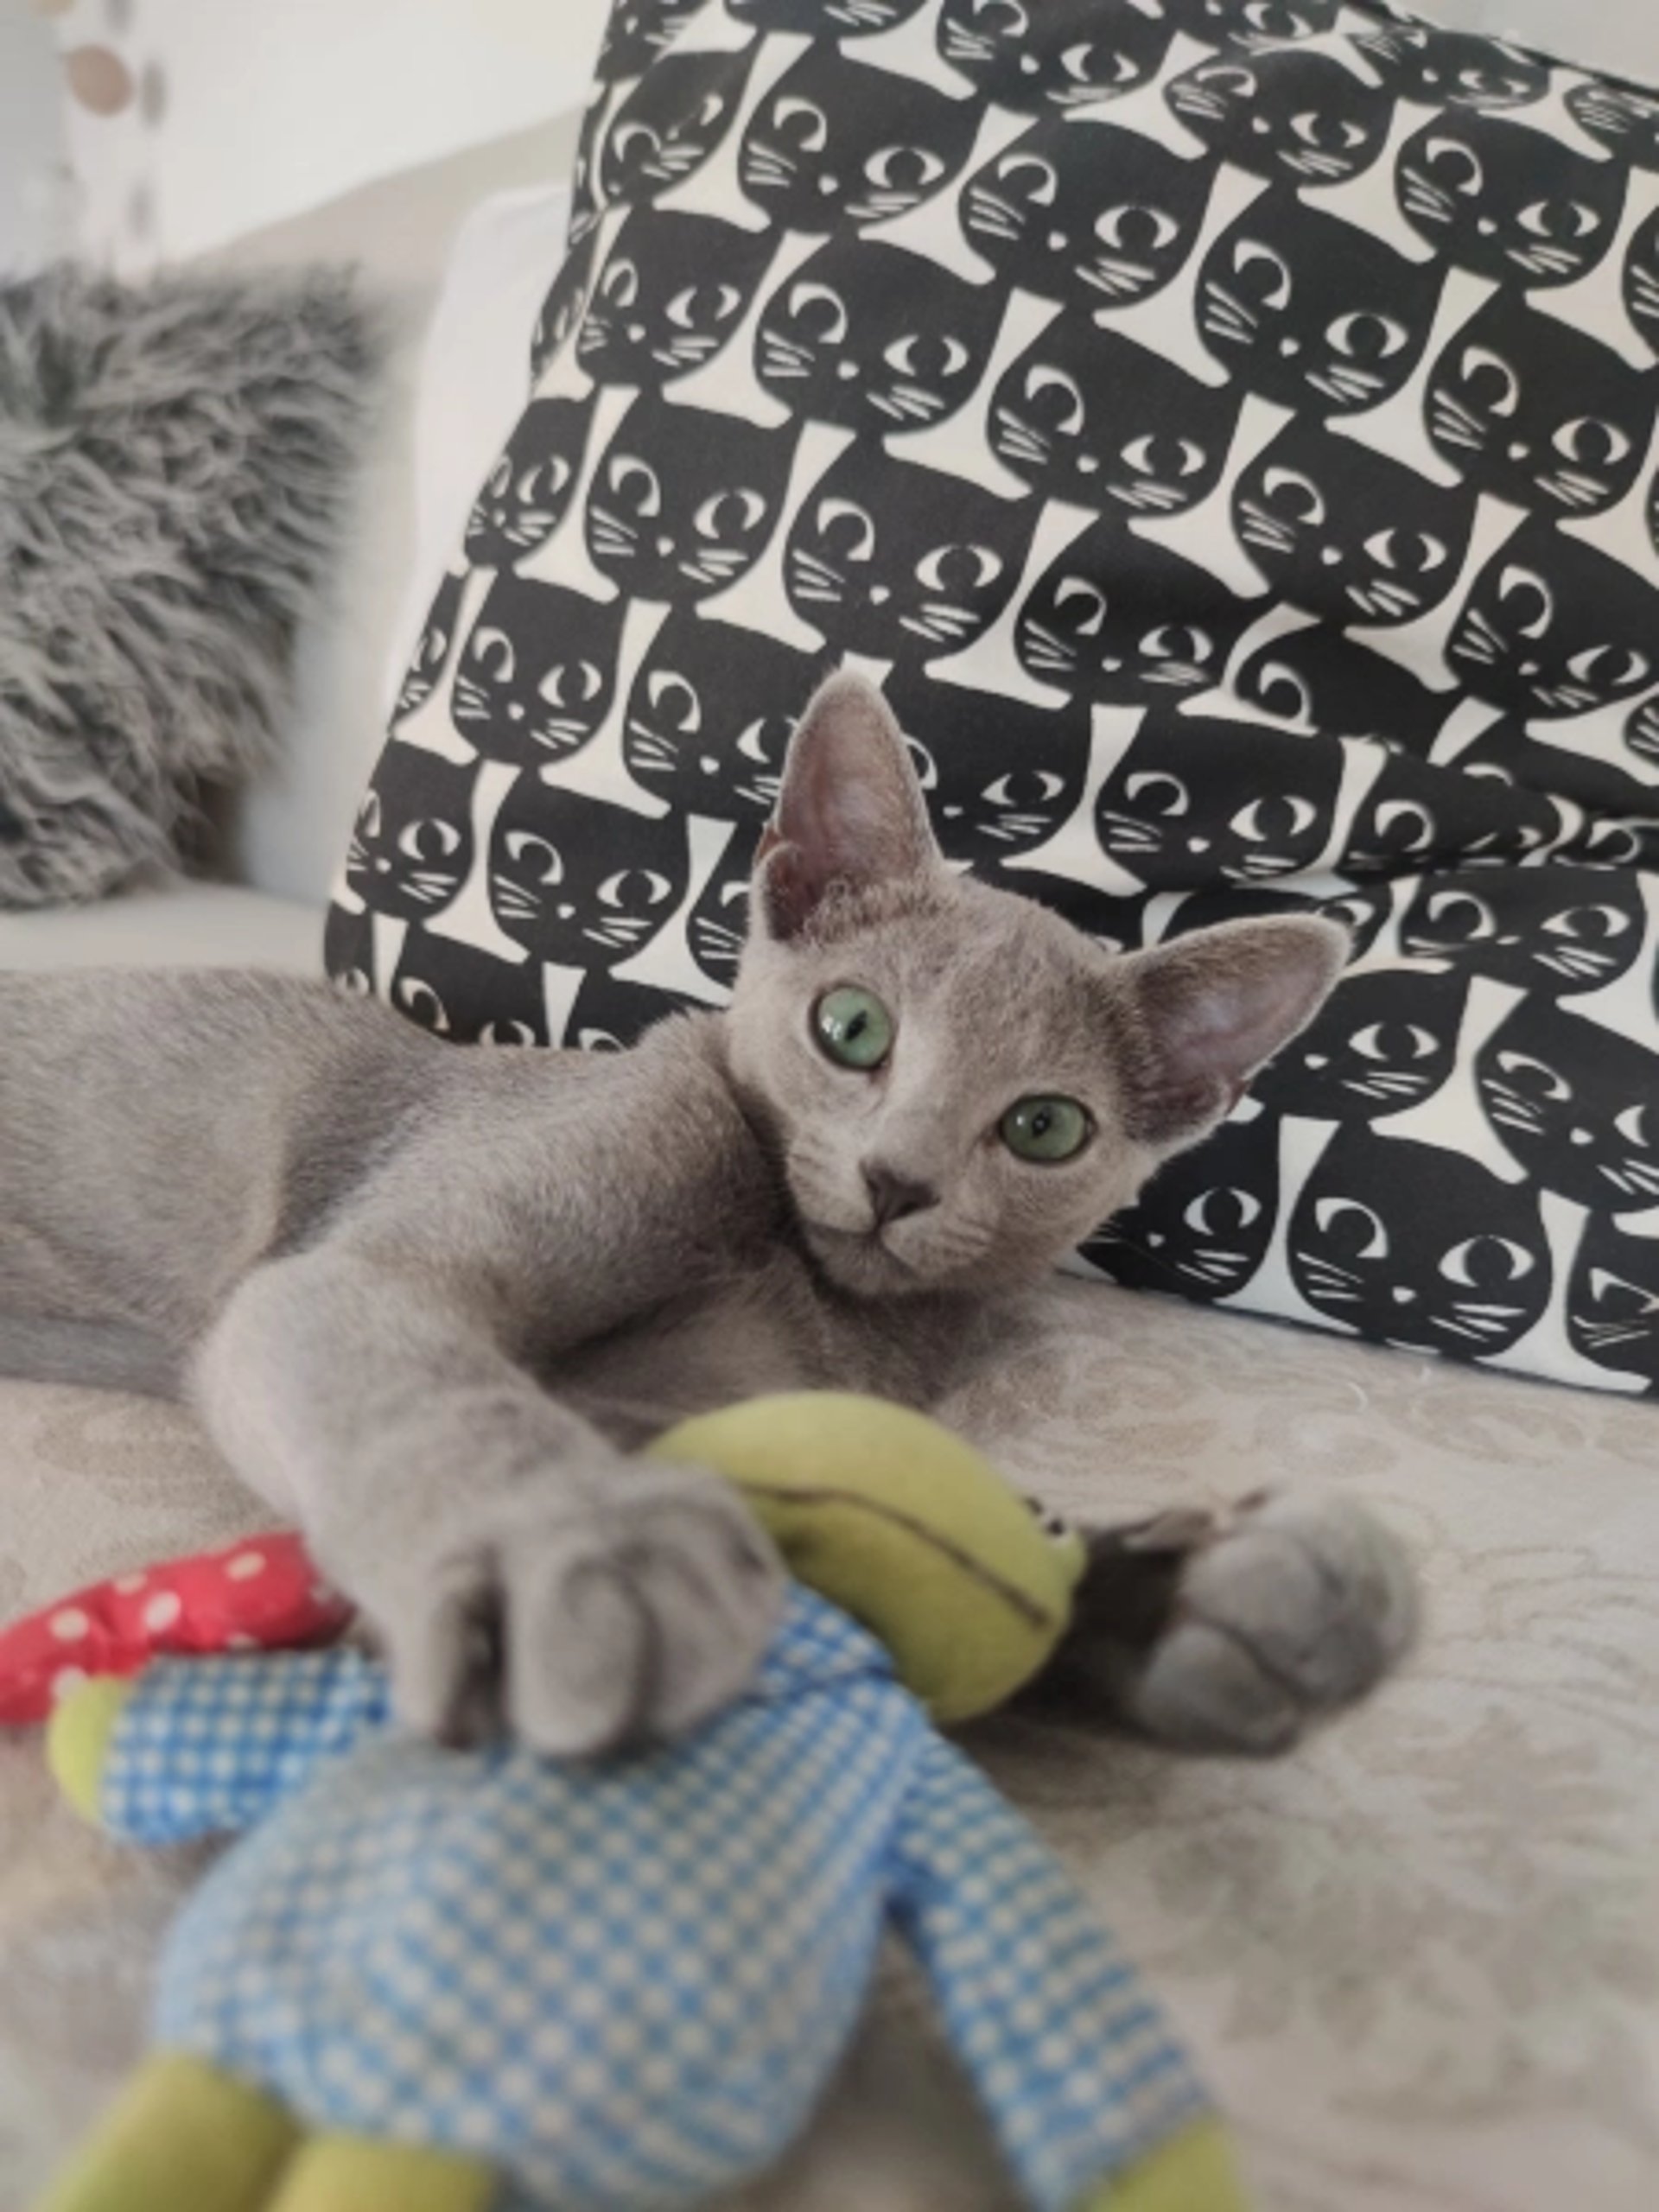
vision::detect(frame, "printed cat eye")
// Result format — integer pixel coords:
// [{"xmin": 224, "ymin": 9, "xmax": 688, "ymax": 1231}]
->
[
  {"xmin": 814, "ymin": 986, "xmax": 894, "ymax": 1071},
  {"xmin": 1000, "ymin": 1096, "xmax": 1091, "ymax": 1163}
]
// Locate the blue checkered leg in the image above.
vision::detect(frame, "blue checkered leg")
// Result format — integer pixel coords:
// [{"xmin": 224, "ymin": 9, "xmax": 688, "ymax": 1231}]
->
[
  {"xmin": 888, "ymin": 1735, "xmax": 1213, "ymax": 2212},
  {"xmin": 102, "ymin": 1649, "xmax": 391, "ymax": 1845}
]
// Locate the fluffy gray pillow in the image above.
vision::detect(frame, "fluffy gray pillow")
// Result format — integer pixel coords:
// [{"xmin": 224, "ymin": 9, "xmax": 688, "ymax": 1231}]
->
[{"xmin": 0, "ymin": 265, "xmax": 375, "ymax": 907}]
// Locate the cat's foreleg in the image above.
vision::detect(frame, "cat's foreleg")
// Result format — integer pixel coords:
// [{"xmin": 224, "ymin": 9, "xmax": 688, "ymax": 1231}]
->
[
  {"xmin": 1027, "ymin": 1491, "xmax": 1419, "ymax": 1753},
  {"xmin": 193, "ymin": 1244, "xmax": 787, "ymax": 1753}
]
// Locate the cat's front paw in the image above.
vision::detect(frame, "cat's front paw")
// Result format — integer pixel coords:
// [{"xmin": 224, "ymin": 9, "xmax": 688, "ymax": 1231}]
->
[
  {"xmin": 1116, "ymin": 1491, "xmax": 1419, "ymax": 1755},
  {"xmin": 372, "ymin": 1463, "xmax": 788, "ymax": 1757}
]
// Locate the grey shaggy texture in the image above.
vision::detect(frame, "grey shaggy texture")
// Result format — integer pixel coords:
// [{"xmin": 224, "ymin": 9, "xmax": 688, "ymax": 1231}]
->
[{"xmin": 0, "ymin": 265, "xmax": 377, "ymax": 907}]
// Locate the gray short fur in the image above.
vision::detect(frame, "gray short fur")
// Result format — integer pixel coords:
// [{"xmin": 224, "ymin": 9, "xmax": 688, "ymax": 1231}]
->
[
  {"xmin": 0, "ymin": 677, "xmax": 1416, "ymax": 1753},
  {"xmin": 0, "ymin": 264, "xmax": 375, "ymax": 906}
]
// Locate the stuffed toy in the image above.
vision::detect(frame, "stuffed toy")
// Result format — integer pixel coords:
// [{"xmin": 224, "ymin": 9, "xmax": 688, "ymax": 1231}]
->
[{"xmin": 35, "ymin": 1393, "xmax": 1245, "ymax": 2212}]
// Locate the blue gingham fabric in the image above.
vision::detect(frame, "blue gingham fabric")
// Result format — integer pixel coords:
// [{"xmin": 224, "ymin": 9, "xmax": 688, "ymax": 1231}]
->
[{"xmin": 104, "ymin": 1590, "xmax": 1211, "ymax": 2212}]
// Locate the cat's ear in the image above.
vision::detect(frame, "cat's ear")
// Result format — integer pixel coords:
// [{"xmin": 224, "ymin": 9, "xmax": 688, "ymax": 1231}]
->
[
  {"xmin": 755, "ymin": 675, "xmax": 938, "ymax": 940},
  {"xmin": 1117, "ymin": 917, "xmax": 1349, "ymax": 1146}
]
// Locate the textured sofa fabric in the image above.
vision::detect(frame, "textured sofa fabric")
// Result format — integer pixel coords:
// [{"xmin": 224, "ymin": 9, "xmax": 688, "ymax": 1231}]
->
[{"xmin": 3, "ymin": 1287, "xmax": 1656, "ymax": 2212}]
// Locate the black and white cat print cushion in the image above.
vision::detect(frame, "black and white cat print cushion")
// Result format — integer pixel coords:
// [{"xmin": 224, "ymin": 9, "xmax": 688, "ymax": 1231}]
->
[{"xmin": 327, "ymin": 0, "xmax": 1659, "ymax": 1397}]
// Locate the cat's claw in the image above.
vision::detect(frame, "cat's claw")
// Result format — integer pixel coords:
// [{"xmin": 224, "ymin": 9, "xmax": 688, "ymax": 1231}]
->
[
  {"xmin": 375, "ymin": 1464, "xmax": 789, "ymax": 1757},
  {"xmin": 1117, "ymin": 1491, "xmax": 1420, "ymax": 1755}
]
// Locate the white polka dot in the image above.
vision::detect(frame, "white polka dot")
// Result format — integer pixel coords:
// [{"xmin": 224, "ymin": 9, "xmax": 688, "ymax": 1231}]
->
[
  {"xmin": 51, "ymin": 1667, "xmax": 89, "ymax": 1701},
  {"xmin": 113, "ymin": 1573, "xmax": 147, "ymax": 1595},
  {"xmin": 225, "ymin": 1551, "xmax": 268, "ymax": 1581},
  {"xmin": 143, "ymin": 1590, "xmax": 182, "ymax": 1633},
  {"xmin": 49, "ymin": 1608, "xmax": 91, "ymax": 1642}
]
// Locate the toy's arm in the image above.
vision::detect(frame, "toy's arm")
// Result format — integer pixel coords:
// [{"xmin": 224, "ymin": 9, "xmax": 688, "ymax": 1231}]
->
[
  {"xmin": 888, "ymin": 1735, "xmax": 1246, "ymax": 2212},
  {"xmin": 49, "ymin": 1647, "xmax": 390, "ymax": 1845}
]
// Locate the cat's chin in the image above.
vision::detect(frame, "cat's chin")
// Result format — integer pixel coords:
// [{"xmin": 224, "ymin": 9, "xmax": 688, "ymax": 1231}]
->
[{"xmin": 800, "ymin": 1223, "xmax": 931, "ymax": 1300}]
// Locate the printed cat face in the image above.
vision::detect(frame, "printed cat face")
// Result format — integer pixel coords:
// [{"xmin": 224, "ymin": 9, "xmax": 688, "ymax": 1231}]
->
[
  {"xmin": 938, "ymin": 0, "xmax": 1175, "ymax": 111},
  {"xmin": 1292, "ymin": 1129, "xmax": 1550, "ymax": 1357},
  {"xmin": 1623, "ymin": 208, "xmax": 1659, "ymax": 358},
  {"xmin": 595, "ymin": 0, "xmax": 709, "ymax": 83},
  {"xmin": 1018, "ymin": 523, "xmax": 1252, "ymax": 703},
  {"xmin": 1094, "ymin": 715, "xmax": 1339, "ymax": 888},
  {"xmin": 1199, "ymin": 194, "xmax": 1441, "ymax": 413},
  {"xmin": 1253, "ymin": 966, "xmax": 1466, "ymax": 1122},
  {"xmin": 1478, "ymin": 999, "xmax": 1659, "ymax": 1211},
  {"xmin": 579, "ymin": 213, "xmax": 776, "ymax": 389},
  {"xmin": 992, "ymin": 316, "xmax": 1240, "ymax": 517},
  {"xmin": 393, "ymin": 570, "xmax": 467, "ymax": 728},
  {"xmin": 1235, "ymin": 631, "xmax": 1454, "ymax": 758},
  {"xmin": 464, "ymin": 399, "xmax": 594, "ymax": 571},
  {"xmin": 1426, "ymin": 296, "xmax": 1653, "ymax": 518},
  {"xmin": 881, "ymin": 667, "xmax": 1090, "ymax": 868},
  {"xmin": 450, "ymin": 580, "xmax": 622, "ymax": 771},
  {"xmin": 1454, "ymin": 714, "xmax": 1654, "ymax": 817},
  {"xmin": 730, "ymin": 0, "xmax": 931, "ymax": 33},
  {"xmin": 344, "ymin": 746, "xmax": 477, "ymax": 925},
  {"xmin": 1397, "ymin": 114, "xmax": 1625, "ymax": 289},
  {"xmin": 1084, "ymin": 1115, "xmax": 1277, "ymax": 1302},
  {"xmin": 1356, "ymin": 23, "xmax": 1549, "ymax": 111},
  {"xmin": 566, "ymin": 971, "xmax": 706, "ymax": 1054},
  {"xmin": 1568, "ymin": 80, "xmax": 1659, "ymax": 172},
  {"xmin": 785, "ymin": 445, "xmax": 1035, "ymax": 660},
  {"xmin": 1234, "ymin": 420, "xmax": 1475, "ymax": 626},
  {"xmin": 1568, "ymin": 1217, "xmax": 1659, "ymax": 1389},
  {"xmin": 623, "ymin": 616, "xmax": 835, "ymax": 821},
  {"xmin": 586, "ymin": 398, "xmax": 797, "ymax": 605},
  {"xmin": 1625, "ymin": 696, "xmax": 1659, "ymax": 767},
  {"xmin": 688, "ymin": 819, "xmax": 760, "ymax": 994},
  {"xmin": 390, "ymin": 933, "xmax": 550, "ymax": 1048},
  {"xmin": 961, "ymin": 118, "xmax": 1214, "ymax": 309},
  {"xmin": 1401, "ymin": 866, "xmax": 1646, "ymax": 997},
  {"xmin": 741, "ymin": 48, "xmax": 979, "ymax": 232},
  {"xmin": 1340, "ymin": 752, "xmax": 1560, "ymax": 875},
  {"xmin": 488, "ymin": 785, "xmax": 687, "ymax": 972},
  {"xmin": 1448, "ymin": 523, "xmax": 1656, "ymax": 719},
  {"xmin": 1166, "ymin": 51, "xmax": 1392, "ymax": 187},
  {"xmin": 756, "ymin": 238, "xmax": 1004, "ymax": 435},
  {"xmin": 1166, "ymin": 0, "xmax": 1338, "ymax": 40},
  {"xmin": 600, "ymin": 48, "xmax": 757, "ymax": 204},
  {"xmin": 531, "ymin": 232, "xmax": 595, "ymax": 385},
  {"xmin": 323, "ymin": 904, "xmax": 376, "ymax": 998}
]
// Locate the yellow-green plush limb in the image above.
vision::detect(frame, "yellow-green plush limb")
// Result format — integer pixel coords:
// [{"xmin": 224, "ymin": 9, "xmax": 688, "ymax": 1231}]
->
[
  {"xmin": 264, "ymin": 2133, "xmax": 496, "ymax": 2212},
  {"xmin": 653, "ymin": 1392, "xmax": 1084, "ymax": 1721},
  {"xmin": 1072, "ymin": 2121, "xmax": 1250, "ymax": 2212},
  {"xmin": 34, "ymin": 2051, "xmax": 301, "ymax": 2212},
  {"xmin": 46, "ymin": 1675, "xmax": 133, "ymax": 1827}
]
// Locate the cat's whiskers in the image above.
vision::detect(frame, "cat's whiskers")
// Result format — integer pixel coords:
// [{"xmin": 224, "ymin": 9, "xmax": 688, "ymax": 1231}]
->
[
  {"xmin": 1397, "ymin": 169, "xmax": 1452, "ymax": 224},
  {"xmin": 1536, "ymin": 468, "xmax": 1608, "ymax": 512},
  {"xmin": 1115, "ymin": 480, "xmax": 1185, "ymax": 514},
  {"xmin": 964, "ymin": 188, "xmax": 1021, "ymax": 243},
  {"xmin": 1310, "ymin": 364, "xmax": 1382, "ymax": 406},
  {"xmin": 1198, "ymin": 283, "xmax": 1257, "ymax": 347},
  {"xmin": 940, "ymin": 24, "xmax": 995, "ymax": 62},
  {"xmin": 1510, "ymin": 243, "xmax": 1580, "ymax": 279},
  {"xmin": 1084, "ymin": 256, "xmax": 1157, "ymax": 301},
  {"xmin": 1285, "ymin": 148, "xmax": 1351, "ymax": 182},
  {"xmin": 991, "ymin": 410, "xmax": 1051, "ymax": 464},
  {"xmin": 1015, "ymin": 618, "xmax": 1077, "ymax": 676}
]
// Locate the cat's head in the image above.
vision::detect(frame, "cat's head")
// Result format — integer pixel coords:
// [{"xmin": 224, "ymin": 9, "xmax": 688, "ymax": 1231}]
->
[
  {"xmin": 464, "ymin": 398, "xmax": 593, "ymax": 570},
  {"xmin": 1198, "ymin": 193, "xmax": 1441, "ymax": 414},
  {"xmin": 578, "ymin": 211, "xmax": 775, "ymax": 390},
  {"xmin": 344, "ymin": 744, "xmax": 477, "ymax": 925},
  {"xmin": 938, "ymin": 0, "xmax": 1176, "ymax": 111},
  {"xmin": 740, "ymin": 48, "xmax": 978, "ymax": 231},
  {"xmin": 1448, "ymin": 523, "xmax": 1656, "ymax": 719},
  {"xmin": 1397, "ymin": 114, "xmax": 1626, "ymax": 290},
  {"xmin": 1166, "ymin": 51, "xmax": 1392, "ymax": 187},
  {"xmin": 725, "ymin": 676, "xmax": 1348, "ymax": 1299},
  {"xmin": 1356, "ymin": 23, "xmax": 1548, "ymax": 111},
  {"xmin": 1426, "ymin": 296, "xmax": 1653, "ymax": 519}
]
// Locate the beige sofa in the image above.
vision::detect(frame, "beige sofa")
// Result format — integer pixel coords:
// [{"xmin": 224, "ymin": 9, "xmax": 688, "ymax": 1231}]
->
[{"xmin": 4, "ymin": 124, "xmax": 1659, "ymax": 2212}]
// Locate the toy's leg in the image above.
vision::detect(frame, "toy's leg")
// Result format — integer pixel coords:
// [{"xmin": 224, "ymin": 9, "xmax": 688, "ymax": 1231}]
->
[
  {"xmin": 264, "ymin": 2133, "xmax": 496, "ymax": 2212},
  {"xmin": 35, "ymin": 2051, "xmax": 300, "ymax": 2212},
  {"xmin": 1073, "ymin": 2118, "xmax": 1249, "ymax": 2212}
]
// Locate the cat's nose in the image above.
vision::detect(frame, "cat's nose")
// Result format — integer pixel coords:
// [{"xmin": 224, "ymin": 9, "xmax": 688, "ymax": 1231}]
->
[{"xmin": 862, "ymin": 1161, "xmax": 938, "ymax": 1229}]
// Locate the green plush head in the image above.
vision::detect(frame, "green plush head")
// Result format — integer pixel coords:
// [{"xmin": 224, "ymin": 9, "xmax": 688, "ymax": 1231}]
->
[{"xmin": 651, "ymin": 1394, "xmax": 1084, "ymax": 1724}]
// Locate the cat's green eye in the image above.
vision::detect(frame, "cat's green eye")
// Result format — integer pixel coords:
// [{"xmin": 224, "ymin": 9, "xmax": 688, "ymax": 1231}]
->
[
  {"xmin": 815, "ymin": 986, "xmax": 894, "ymax": 1071},
  {"xmin": 1000, "ymin": 1095, "xmax": 1090, "ymax": 1164}
]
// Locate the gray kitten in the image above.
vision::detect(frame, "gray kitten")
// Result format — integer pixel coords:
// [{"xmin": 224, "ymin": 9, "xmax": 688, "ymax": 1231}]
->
[{"xmin": 0, "ymin": 677, "xmax": 1414, "ymax": 1754}]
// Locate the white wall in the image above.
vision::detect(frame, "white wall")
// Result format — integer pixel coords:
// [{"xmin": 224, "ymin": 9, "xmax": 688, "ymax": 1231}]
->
[
  {"xmin": 0, "ymin": 3, "xmax": 71, "ymax": 276},
  {"xmin": 53, "ymin": 0, "xmax": 611, "ymax": 272},
  {"xmin": 1426, "ymin": 0, "xmax": 1659, "ymax": 77}
]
